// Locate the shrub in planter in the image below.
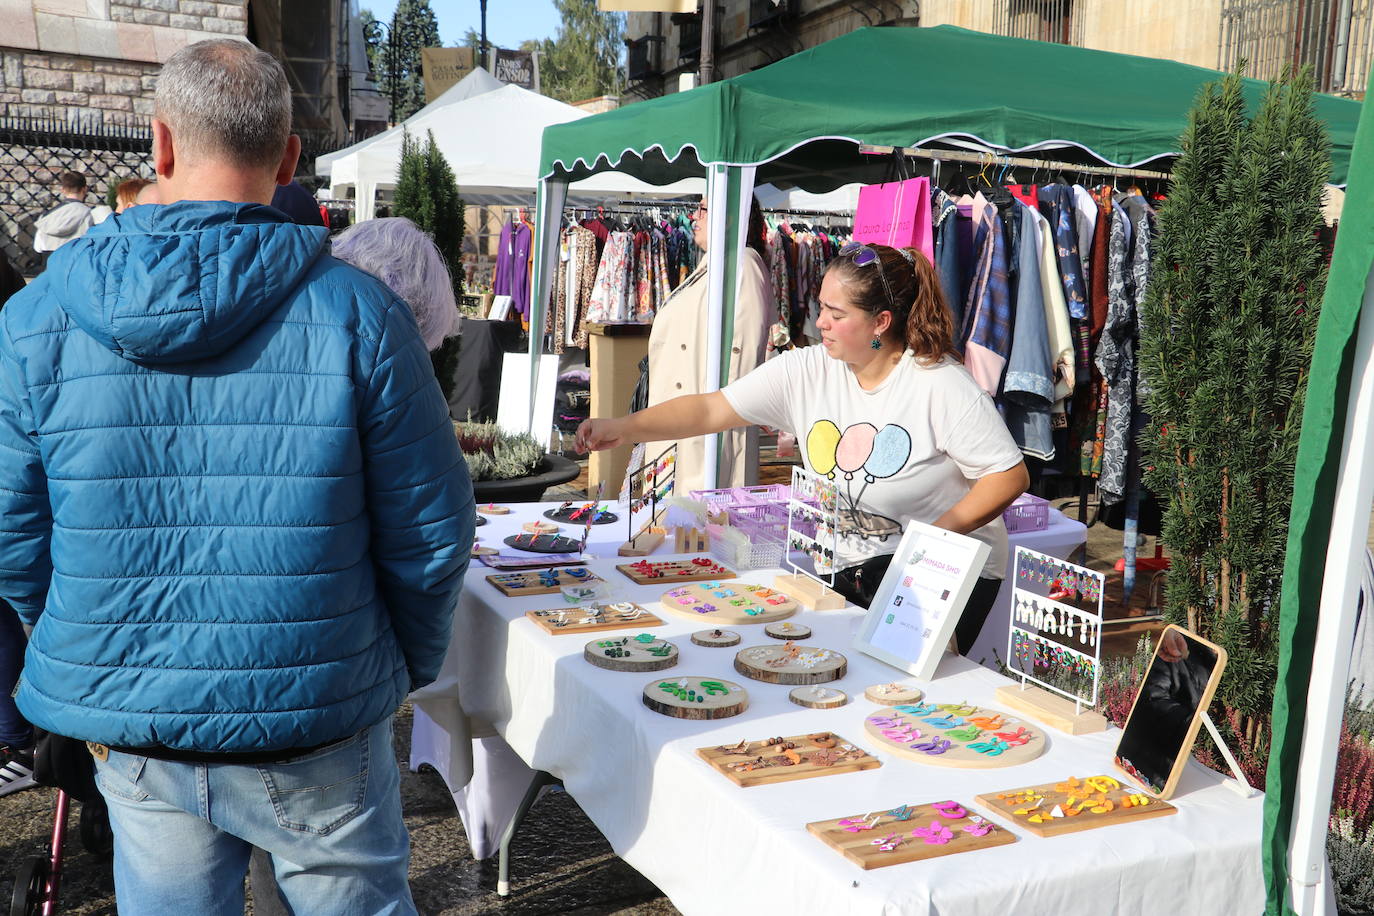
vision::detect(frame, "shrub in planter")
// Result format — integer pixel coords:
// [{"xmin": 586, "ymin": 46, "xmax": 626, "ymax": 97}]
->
[{"xmin": 454, "ymin": 420, "xmax": 545, "ymax": 482}]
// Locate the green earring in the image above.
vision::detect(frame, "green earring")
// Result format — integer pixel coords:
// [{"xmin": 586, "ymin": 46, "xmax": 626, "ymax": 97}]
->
[{"xmin": 870, "ymin": 336, "xmax": 882, "ymax": 350}]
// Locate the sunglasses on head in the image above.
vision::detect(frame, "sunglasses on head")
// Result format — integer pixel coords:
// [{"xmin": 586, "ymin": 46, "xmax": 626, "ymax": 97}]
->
[{"xmin": 839, "ymin": 241, "xmax": 901, "ymax": 312}]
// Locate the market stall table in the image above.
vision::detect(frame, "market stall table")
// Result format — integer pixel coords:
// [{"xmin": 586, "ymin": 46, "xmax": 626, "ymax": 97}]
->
[
  {"xmin": 412, "ymin": 500, "xmax": 1086, "ymax": 857},
  {"xmin": 409, "ymin": 503, "xmax": 1261, "ymax": 913}
]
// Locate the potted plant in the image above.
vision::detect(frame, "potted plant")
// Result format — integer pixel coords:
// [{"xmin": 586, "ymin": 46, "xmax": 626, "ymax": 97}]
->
[{"xmin": 455, "ymin": 419, "xmax": 581, "ymax": 503}]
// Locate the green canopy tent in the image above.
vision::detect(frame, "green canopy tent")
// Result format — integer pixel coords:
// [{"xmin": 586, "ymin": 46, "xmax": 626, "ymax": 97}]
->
[{"xmin": 530, "ymin": 25, "xmax": 1362, "ymax": 485}]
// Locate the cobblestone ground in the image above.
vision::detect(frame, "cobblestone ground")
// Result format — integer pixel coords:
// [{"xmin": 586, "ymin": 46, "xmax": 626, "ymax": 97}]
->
[{"xmin": 0, "ymin": 704, "xmax": 679, "ymax": 915}]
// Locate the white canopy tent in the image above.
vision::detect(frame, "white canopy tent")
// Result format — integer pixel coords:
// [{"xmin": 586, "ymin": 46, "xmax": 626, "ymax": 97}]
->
[{"xmin": 318, "ymin": 74, "xmax": 700, "ymax": 219}]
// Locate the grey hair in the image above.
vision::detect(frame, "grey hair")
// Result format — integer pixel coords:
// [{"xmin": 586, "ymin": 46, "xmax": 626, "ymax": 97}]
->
[
  {"xmin": 332, "ymin": 218, "xmax": 460, "ymax": 351},
  {"xmin": 154, "ymin": 39, "xmax": 291, "ymax": 169}
]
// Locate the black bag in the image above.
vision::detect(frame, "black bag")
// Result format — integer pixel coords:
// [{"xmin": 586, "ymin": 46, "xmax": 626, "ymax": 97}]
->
[{"xmin": 31, "ymin": 729, "xmax": 101, "ymax": 805}]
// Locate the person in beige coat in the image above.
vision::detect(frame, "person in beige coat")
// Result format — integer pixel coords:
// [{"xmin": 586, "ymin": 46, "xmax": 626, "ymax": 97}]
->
[{"xmin": 646, "ymin": 196, "xmax": 774, "ymax": 491}]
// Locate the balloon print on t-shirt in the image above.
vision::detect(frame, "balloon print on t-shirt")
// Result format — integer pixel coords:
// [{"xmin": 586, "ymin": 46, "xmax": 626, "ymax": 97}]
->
[{"xmin": 805, "ymin": 420, "xmax": 912, "ymax": 544}]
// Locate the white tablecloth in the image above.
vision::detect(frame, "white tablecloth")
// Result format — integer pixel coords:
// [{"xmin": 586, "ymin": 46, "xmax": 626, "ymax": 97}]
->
[{"xmin": 411, "ymin": 502, "xmax": 1262, "ymax": 914}]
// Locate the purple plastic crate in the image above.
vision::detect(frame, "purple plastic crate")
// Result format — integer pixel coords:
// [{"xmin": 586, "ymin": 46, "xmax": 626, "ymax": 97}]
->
[
  {"xmin": 688, "ymin": 485, "xmax": 790, "ymax": 513},
  {"xmin": 1003, "ymin": 493, "xmax": 1050, "ymax": 533}
]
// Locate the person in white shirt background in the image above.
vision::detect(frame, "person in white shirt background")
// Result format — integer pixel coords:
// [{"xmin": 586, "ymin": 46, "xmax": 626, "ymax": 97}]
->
[
  {"xmin": 577, "ymin": 241, "xmax": 1029, "ymax": 653},
  {"xmin": 32, "ymin": 171, "xmax": 95, "ymax": 255}
]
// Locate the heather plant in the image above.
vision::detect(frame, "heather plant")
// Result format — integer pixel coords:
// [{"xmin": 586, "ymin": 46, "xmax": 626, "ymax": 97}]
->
[{"xmin": 453, "ymin": 420, "xmax": 544, "ymax": 482}]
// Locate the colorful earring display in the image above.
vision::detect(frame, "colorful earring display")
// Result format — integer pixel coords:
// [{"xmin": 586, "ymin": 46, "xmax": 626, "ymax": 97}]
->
[
  {"xmin": 1008, "ymin": 547, "xmax": 1106, "ymax": 708},
  {"xmin": 698, "ymin": 731, "xmax": 880, "ymax": 786},
  {"xmin": 974, "ymin": 775, "xmax": 1177, "ymax": 838},
  {"xmin": 862, "ymin": 700, "xmax": 1047, "ymax": 768},
  {"xmin": 623, "ymin": 444, "xmax": 678, "ymax": 552},
  {"xmin": 787, "ymin": 466, "xmax": 841, "ymax": 579},
  {"xmin": 485, "ymin": 566, "xmax": 602, "ymax": 597},
  {"xmin": 806, "ymin": 800, "xmax": 1015, "ymax": 867}
]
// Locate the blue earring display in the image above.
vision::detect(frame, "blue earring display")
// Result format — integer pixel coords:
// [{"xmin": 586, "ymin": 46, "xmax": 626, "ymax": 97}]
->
[{"xmin": 870, "ymin": 336, "xmax": 882, "ymax": 350}]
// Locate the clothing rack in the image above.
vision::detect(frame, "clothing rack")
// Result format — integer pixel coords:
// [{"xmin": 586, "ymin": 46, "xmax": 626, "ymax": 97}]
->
[
  {"xmin": 763, "ymin": 207, "xmax": 854, "ymax": 217},
  {"xmin": 858, "ymin": 143, "xmax": 1173, "ymax": 181}
]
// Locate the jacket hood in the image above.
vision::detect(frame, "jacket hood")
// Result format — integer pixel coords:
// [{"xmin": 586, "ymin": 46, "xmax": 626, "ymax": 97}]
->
[
  {"xmin": 35, "ymin": 200, "xmax": 93, "ymax": 238},
  {"xmin": 47, "ymin": 201, "xmax": 329, "ymax": 364}
]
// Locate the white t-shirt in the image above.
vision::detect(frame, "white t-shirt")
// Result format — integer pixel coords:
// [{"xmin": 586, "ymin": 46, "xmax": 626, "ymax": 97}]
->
[{"xmin": 722, "ymin": 346, "xmax": 1024, "ymax": 578}]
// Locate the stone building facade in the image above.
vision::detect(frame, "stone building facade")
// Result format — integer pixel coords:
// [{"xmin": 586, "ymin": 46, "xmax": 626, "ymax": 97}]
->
[{"xmin": 1, "ymin": 1, "xmax": 247, "ymax": 126}]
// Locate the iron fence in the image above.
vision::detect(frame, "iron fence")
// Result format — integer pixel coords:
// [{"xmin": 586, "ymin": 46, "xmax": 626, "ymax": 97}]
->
[
  {"xmin": 991, "ymin": 0, "xmax": 1084, "ymax": 46},
  {"xmin": 1219, "ymin": 0, "xmax": 1374, "ymax": 95}
]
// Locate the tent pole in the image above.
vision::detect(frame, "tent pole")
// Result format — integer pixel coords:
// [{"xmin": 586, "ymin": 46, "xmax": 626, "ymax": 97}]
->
[
  {"xmin": 859, "ymin": 143, "xmax": 1173, "ymax": 181},
  {"xmin": 528, "ymin": 178, "xmax": 568, "ymax": 436},
  {"xmin": 702, "ymin": 164, "xmax": 730, "ymax": 488},
  {"xmin": 1287, "ymin": 264, "xmax": 1374, "ymax": 915}
]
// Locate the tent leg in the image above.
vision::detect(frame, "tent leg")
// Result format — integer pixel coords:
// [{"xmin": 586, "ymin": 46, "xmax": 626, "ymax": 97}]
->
[{"xmin": 1287, "ymin": 265, "xmax": 1374, "ymax": 915}]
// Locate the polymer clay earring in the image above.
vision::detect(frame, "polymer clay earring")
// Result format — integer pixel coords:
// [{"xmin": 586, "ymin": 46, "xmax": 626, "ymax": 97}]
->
[{"xmin": 870, "ymin": 335, "xmax": 882, "ymax": 350}]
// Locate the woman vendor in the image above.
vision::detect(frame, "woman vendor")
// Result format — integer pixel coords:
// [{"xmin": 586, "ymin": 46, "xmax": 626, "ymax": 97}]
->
[
  {"xmin": 577, "ymin": 242, "xmax": 1028, "ymax": 653},
  {"xmin": 644, "ymin": 196, "xmax": 774, "ymax": 491}
]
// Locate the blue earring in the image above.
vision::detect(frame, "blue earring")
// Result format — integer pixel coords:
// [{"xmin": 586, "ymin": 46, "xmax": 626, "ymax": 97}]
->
[{"xmin": 870, "ymin": 336, "xmax": 882, "ymax": 350}]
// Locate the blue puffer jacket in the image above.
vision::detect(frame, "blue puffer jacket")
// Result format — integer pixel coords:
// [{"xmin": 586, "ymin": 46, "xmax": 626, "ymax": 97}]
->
[{"xmin": 0, "ymin": 201, "xmax": 474, "ymax": 752}]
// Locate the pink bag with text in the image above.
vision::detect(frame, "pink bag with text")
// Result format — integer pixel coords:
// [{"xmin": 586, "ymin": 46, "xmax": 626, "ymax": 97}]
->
[{"xmin": 853, "ymin": 177, "xmax": 933, "ymax": 262}]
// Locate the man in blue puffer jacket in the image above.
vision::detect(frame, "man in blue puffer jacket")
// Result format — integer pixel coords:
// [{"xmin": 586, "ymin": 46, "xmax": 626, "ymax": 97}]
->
[{"xmin": 0, "ymin": 39, "xmax": 473, "ymax": 915}]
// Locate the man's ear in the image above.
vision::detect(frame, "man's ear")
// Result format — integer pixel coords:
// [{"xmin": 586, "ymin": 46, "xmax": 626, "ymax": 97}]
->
[
  {"xmin": 275, "ymin": 135, "xmax": 302, "ymax": 187},
  {"xmin": 152, "ymin": 119, "xmax": 175, "ymax": 181}
]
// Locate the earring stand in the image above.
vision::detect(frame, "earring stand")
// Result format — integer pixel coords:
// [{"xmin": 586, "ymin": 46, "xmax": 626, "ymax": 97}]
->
[
  {"xmin": 618, "ymin": 444, "xmax": 676, "ymax": 557},
  {"xmin": 774, "ymin": 467, "xmax": 847, "ymax": 610}
]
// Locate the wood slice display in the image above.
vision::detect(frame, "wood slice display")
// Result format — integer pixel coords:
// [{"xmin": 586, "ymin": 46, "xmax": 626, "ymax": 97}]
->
[
  {"xmin": 657, "ymin": 581, "xmax": 798, "ymax": 625},
  {"xmin": 789, "ymin": 685, "xmax": 848, "ymax": 709},
  {"xmin": 864, "ymin": 683, "xmax": 926, "ymax": 706},
  {"xmin": 691, "ymin": 629, "xmax": 741, "ymax": 648},
  {"xmin": 764, "ymin": 621, "xmax": 811, "ymax": 640},
  {"xmin": 643, "ymin": 676, "xmax": 748, "ymax": 720},
  {"xmin": 503, "ymin": 533, "xmax": 583, "ymax": 554},
  {"xmin": 486, "ymin": 567, "xmax": 604, "ymax": 597},
  {"xmin": 734, "ymin": 644, "xmax": 847, "ymax": 685},
  {"xmin": 544, "ymin": 505, "xmax": 618, "ymax": 525},
  {"xmin": 862, "ymin": 701, "xmax": 1047, "ymax": 769},
  {"xmin": 525, "ymin": 603, "xmax": 662, "ymax": 635},
  {"xmin": 521, "ymin": 520, "xmax": 562, "ymax": 535},
  {"xmin": 615, "ymin": 558, "xmax": 736, "ymax": 585},
  {"xmin": 584, "ymin": 634, "xmax": 679, "ymax": 672},
  {"xmin": 476, "ymin": 504, "xmax": 511, "ymax": 515},
  {"xmin": 472, "ymin": 545, "xmax": 498, "ymax": 557},
  {"xmin": 696, "ymin": 732, "xmax": 880, "ymax": 787},
  {"xmin": 975, "ymin": 774, "xmax": 1177, "ymax": 837},
  {"xmin": 807, "ymin": 800, "xmax": 1015, "ymax": 869}
]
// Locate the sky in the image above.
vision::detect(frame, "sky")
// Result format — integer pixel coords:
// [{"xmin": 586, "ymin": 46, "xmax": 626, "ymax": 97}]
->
[{"xmin": 360, "ymin": 1, "xmax": 564, "ymax": 50}]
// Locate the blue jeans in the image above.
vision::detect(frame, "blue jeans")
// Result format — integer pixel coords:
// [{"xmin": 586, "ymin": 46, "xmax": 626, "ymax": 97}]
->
[
  {"xmin": 0, "ymin": 604, "xmax": 31, "ymax": 749},
  {"xmin": 94, "ymin": 716, "xmax": 416, "ymax": 916}
]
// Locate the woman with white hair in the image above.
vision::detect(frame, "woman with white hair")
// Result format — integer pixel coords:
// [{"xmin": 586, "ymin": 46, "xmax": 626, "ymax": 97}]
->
[{"xmin": 331, "ymin": 216, "xmax": 460, "ymax": 351}]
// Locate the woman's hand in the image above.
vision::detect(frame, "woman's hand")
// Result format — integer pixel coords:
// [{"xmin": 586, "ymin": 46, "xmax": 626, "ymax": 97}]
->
[{"xmin": 575, "ymin": 417, "xmax": 625, "ymax": 453}]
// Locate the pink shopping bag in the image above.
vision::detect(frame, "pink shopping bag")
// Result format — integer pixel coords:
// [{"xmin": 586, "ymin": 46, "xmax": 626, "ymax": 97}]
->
[{"xmin": 853, "ymin": 176, "xmax": 933, "ymax": 263}]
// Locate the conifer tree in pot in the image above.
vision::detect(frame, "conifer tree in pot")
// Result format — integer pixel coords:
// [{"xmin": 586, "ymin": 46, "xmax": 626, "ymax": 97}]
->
[
  {"xmin": 1140, "ymin": 67, "xmax": 1330, "ymax": 761},
  {"xmin": 393, "ymin": 128, "xmax": 465, "ymax": 400}
]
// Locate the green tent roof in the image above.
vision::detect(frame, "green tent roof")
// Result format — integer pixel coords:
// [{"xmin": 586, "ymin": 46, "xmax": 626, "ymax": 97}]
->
[{"xmin": 540, "ymin": 25, "xmax": 1362, "ymax": 188}]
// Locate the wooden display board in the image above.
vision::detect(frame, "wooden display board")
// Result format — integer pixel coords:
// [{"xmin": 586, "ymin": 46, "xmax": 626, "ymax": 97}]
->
[
  {"xmin": 862, "ymin": 701, "xmax": 1047, "ymax": 768},
  {"xmin": 583, "ymin": 634, "xmax": 678, "ymax": 672},
  {"xmin": 696, "ymin": 732, "xmax": 881, "ymax": 787},
  {"xmin": 525, "ymin": 602, "xmax": 662, "ymax": 635},
  {"xmin": 643, "ymin": 676, "xmax": 748, "ymax": 720},
  {"xmin": 616, "ymin": 557, "xmax": 736, "ymax": 585},
  {"xmin": 657, "ymin": 581, "xmax": 798, "ymax": 625},
  {"xmin": 807, "ymin": 800, "xmax": 1016, "ymax": 869},
  {"xmin": 691, "ymin": 629, "xmax": 741, "ymax": 647},
  {"xmin": 733, "ymin": 644, "xmax": 847, "ymax": 685},
  {"xmin": 864, "ymin": 683, "xmax": 925, "ymax": 706},
  {"xmin": 764, "ymin": 621, "xmax": 811, "ymax": 640},
  {"xmin": 486, "ymin": 567, "xmax": 603, "ymax": 597},
  {"xmin": 790, "ymin": 685, "xmax": 848, "ymax": 709},
  {"xmin": 975, "ymin": 774, "xmax": 1177, "ymax": 837}
]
